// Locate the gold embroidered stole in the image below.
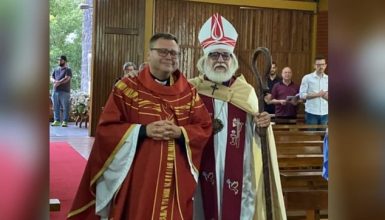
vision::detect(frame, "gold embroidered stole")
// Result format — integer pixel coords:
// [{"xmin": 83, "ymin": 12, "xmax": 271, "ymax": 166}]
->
[{"xmin": 189, "ymin": 75, "xmax": 259, "ymax": 115}]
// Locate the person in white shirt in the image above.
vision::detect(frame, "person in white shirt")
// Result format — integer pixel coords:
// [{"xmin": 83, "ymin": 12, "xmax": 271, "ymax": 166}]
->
[{"xmin": 299, "ymin": 55, "xmax": 328, "ymax": 125}]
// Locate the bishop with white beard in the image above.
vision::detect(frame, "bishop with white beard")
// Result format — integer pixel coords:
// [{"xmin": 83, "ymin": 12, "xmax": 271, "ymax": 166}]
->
[{"xmin": 190, "ymin": 13, "xmax": 287, "ymax": 220}]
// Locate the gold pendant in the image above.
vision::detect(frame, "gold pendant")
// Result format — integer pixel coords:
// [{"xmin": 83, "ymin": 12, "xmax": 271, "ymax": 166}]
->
[{"xmin": 213, "ymin": 118, "xmax": 224, "ymax": 134}]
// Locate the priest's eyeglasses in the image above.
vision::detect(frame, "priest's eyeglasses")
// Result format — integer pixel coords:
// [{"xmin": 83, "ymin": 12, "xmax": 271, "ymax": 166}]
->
[
  {"xmin": 150, "ymin": 48, "xmax": 180, "ymax": 58},
  {"xmin": 208, "ymin": 52, "xmax": 232, "ymax": 61}
]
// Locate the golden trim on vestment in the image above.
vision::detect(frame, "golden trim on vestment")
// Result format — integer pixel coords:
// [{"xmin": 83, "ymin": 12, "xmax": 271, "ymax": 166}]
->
[
  {"xmin": 173, "ymin": 102, "xmax": 193, "ymax": 115},
  {"xmin": 170, "ymin": 189, "xmax": 175, "ymax": 219},
  {"xmin": 180, "ymin": 127, "xmax": 199, "ymax": 179},
  {"xmin": 115, "ymin": 80, "xmax": 139, "ymax": 101},
  {"xmin": 91, "ymin": 124, "xmax": 136, "ymax": 185},
  {"xmin": 159, "ymin": 140, "xmax": 175, "ymax": 219},
  {"xmin": 113, "ymin": 92, "xmax": 139, "ymax": 110},
  {"xmin": 193, "ymin": 103, "xmax": 206, "ymax": 109},
  {"xmin": 138, "ymin": 99, "xmax": 162, "ymax": 112},
  {"xmin": 176, "ymin": 116, "xmax": 190, "ymax": 121},
  {"xmin": 123, "ymin": 101, "xmax": 138, "ymax": 110},
  {"xmin": 152, "ymin": 141, "xmax": 165, "ymax": 220},
  {"xmin": 173, "ymin": 140, "xmax": 185, "ymax": 220},
  {"xmin": 165, "ymin": 92, "xmax": 192, "ymax": 103},
  {"xmin": 115, "ymin": 80, "xmax": 128, "ymax": 91},
  {"xmin": 67, "ymin": 200, "xmax": 96, "ymax": 218},
  {"xmin": 123, "ymin": 87, "xmax": 138, "ymax": 100},
  {"xmin": 139, "ymin": 111, "xmax": 163, "ymax": 117},
  {"xmin": 126, "ymin": 77, "xmax": 138, "ymax": 86},
  {"xmin": 136, "ymin": 89, "xmax": 159, "ymax": 99}
]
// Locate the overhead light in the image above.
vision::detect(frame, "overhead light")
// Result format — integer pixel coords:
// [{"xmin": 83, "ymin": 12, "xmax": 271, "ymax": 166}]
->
[
  {"xmin": 240, "ymin": 6, "xmax": 259, "ymax": 10},
  {"xmin": 79, "ymin": 3, "xmax": 92, "ymax": 10}
]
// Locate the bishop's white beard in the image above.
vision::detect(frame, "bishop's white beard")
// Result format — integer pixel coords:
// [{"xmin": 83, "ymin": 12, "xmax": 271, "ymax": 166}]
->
[{"xmin": 203, "ymin": 64, "xmax": 235, "ymax": 83}]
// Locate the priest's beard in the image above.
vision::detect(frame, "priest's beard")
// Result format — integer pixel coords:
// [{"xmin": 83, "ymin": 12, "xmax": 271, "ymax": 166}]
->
[{"xmin": 204, "ymin": 63, "xmax": 236, "ymax": 83}]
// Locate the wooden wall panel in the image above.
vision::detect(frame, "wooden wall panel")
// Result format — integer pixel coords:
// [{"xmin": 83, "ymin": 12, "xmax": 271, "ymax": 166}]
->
[
  {"xmin": 317, "ymin": 11, "xmax": 328, "ymax": 62},
  {"xmin": 90, "ymin": 0, "xmax": 316, "ymax": 135},
  {"xmin": 154, "ymin": 0, "xmax": 313, "ymax": 86},
  {"xmin": 90, "ymin": 0, "xmax": 144, "ymax": 135}
]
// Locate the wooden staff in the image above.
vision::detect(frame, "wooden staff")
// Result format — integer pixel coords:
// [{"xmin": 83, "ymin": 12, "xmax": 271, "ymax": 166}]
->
[{"xmin": 251, "ymin": 47, "xmax": 273, "ymax": 220}]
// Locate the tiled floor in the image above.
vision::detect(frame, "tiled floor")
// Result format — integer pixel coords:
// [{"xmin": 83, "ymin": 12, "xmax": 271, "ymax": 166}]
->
[{"xmin": 49, "ymin": 122, "xmax": 94, "ymax": 159}]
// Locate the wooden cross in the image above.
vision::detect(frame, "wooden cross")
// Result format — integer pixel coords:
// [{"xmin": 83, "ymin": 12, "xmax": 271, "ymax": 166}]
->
[{"xmin": 210, "ymin": 83, "xmax": 219, "ymax": 95}]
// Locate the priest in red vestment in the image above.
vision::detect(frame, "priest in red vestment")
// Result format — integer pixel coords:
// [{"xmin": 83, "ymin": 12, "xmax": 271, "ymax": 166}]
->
[
  {"xmin": 68, "ymin": 33, "xmax": 212, "ymax": 220},
  {"xmin": 190, "ymin": 14, "xmax": 286, "ymax": 220}
]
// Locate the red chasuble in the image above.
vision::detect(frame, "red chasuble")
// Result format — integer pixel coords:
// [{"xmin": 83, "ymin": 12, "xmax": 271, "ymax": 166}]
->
[{"xmin": 67, "ymin": 67, "xmax": 212, "ymax": 220}]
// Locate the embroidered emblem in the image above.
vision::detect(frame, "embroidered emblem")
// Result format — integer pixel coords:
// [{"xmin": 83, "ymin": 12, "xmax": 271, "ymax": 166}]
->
[
  {"xmin": 160, "ymin": 103, "xmax": 175, "ymax": 121},
  {"xmin": 226, "ymin": 179, "xmax": 239, "ymax": 195},
  {"xmin": 202, "ymin": 171, "xmax": 215, "ymax": 185},
  {"xmin": 230, "ymin": 130, "xmax": 237, "ymax": 145},
  {"xmin": 229, "ymin": 118, "xmax": 244, "ymax": 148}
]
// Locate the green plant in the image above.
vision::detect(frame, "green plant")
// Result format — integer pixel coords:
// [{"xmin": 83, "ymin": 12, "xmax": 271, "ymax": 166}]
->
[{"xmin": 49, "ymin": 0, "xmax": 82, "ymax": 91}]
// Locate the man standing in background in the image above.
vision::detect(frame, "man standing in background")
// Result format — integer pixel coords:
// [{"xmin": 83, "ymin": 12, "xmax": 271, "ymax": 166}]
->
[
  {"xmin": 51, "ymin": 55, "xmax": 72, "ymax": 127},
  {"xmin": 264, "ymin": 61, "xmax": 281, "ymax": 114},
  {"xmin": 270, "ymin": 66, "xmax": 300, "ymax": 119},
  {"xmin": 299, "ymin": 55, "xmax": 328, "ymax": 125}
]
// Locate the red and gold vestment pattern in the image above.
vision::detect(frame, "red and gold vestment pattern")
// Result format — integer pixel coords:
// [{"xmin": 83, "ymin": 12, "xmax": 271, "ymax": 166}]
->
[{"xmin": 68, "ymin": 68, "xmax": 212, "ymax": 220}]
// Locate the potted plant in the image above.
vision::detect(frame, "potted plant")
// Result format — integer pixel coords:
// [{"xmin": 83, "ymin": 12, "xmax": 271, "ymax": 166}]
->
[{"xmin": 70, "ymin": 90, "xmax": 89, "ymax": 122}]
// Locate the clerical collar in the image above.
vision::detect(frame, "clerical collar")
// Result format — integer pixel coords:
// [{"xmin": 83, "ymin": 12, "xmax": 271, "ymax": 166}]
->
[{"xmin": 150, "ymin": 73, "xmax": 170, "ymax": 86}]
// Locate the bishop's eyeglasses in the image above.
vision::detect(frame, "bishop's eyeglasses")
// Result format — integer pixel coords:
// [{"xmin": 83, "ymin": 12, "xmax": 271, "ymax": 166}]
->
[{"xmin": 208, "ymin": 52, "xmax": 232, "ymax": 61}]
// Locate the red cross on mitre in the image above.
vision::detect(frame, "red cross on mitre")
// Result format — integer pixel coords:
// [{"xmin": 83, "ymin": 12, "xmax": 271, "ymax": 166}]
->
[{"xmin": 198, "ymin": 13, "xmax": 238, "ymax": 54}]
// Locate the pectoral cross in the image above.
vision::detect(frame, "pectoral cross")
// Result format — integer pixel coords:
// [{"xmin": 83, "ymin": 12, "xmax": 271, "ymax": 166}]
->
[{"xmin": 210, "ymin": 83, "xmax": 219, "ymax": 95}]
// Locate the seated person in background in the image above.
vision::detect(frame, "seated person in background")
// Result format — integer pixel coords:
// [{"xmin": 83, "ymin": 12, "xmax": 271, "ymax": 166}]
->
[
  {"xmin": 270, "ymin": 66, "xmax": 301, "ymax": 119},
  {"xmin": 115, "ymin": 61, "xmax": 137, "ymax": 84}
]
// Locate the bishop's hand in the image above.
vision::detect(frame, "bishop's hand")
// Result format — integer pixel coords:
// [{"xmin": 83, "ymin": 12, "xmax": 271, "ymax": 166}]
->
[{"xmin": 253, "ymin": 111, "xmax": 271, "ymax": 128}]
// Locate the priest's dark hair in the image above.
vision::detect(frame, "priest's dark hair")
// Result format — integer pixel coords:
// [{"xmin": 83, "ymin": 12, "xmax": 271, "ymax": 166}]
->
[{"xmin": 149, "ymin": 32, "xmax": 178, "ymax": 47}]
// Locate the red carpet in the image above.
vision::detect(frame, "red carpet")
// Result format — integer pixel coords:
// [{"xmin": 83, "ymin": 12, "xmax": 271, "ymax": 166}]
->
[{"xmin": 50, "ymin": 142, "xmax": 87, "ymax": 220}]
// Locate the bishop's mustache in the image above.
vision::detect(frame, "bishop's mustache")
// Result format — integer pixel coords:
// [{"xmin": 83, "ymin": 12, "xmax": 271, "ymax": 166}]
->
[{"xmin": 214, "ymin": 63, "xmax": 227, "ymax": 69}]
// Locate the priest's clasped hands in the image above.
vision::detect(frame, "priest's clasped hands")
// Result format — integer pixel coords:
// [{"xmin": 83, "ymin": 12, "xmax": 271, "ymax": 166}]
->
[
  {"xmin": 146, "ymin": 112, "xmax": 270, "ymax": 141},
  {"xmin": 146, "ymin": 120, "xmax": 182, "ymax": 140}
]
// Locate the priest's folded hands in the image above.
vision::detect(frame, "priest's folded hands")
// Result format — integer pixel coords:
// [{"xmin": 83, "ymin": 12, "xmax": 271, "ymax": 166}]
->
[{"xmin": 146, "ymin": 120, "xmax": 182, "ymax": 140}]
